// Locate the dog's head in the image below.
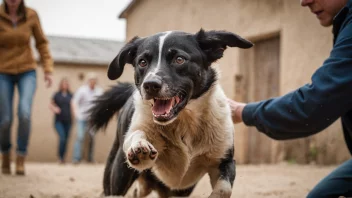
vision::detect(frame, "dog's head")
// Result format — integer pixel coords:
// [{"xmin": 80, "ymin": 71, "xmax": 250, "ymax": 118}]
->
[{"xmin": 108, "ymin": 29, "xmax": 253, "ymax": 125}]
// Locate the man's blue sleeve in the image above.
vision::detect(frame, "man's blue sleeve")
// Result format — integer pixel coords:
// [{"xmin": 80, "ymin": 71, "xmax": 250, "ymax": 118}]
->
[{"xmin": 242, "ymin": 23, "xmax": 352, "ymax": 140}]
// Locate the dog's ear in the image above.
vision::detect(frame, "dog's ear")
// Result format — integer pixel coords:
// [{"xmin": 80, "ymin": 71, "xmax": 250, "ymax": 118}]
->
[
  {"xmin": 195, "ymin": 29, "xmax": 253, "ymax": 64},
  {"xmin": 107, "ymin": 36, "xmax": 142, "ymax": 80}
]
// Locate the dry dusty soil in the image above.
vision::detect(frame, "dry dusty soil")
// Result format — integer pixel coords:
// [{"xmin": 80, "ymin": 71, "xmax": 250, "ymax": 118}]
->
[{"xmin": 0, "ymin": 162, "xmax": 335, "ymax": 198}]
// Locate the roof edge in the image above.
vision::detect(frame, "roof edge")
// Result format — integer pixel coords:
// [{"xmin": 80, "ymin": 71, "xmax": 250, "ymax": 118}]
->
[
  {"xmin": 46, "ymin": 35, "xmax": 124, "ymax": 44},
  {"xmin": 118, "ymin": 0, "xmax": 138, "ymax": 19},
  {"xmin": 36, "ymin": 59, "xmax": 110, "ymax": 67}
]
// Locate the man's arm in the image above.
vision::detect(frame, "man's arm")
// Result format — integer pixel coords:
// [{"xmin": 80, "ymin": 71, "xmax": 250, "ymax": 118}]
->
[{"xmin": 236, "ymin": 24, "xmax": 352, "ymax": 140}]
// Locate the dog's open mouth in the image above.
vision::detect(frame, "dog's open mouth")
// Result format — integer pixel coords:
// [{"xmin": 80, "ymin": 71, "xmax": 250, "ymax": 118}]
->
[{"xmin": 151, "ymin": 95, "xmax": 184, "ymax": 122}]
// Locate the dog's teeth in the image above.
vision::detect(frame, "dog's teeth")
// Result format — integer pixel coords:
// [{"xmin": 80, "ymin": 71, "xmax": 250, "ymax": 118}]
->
[
  {"xmin": 171, "ymin": 97, "xmax": 175, "ymax": 107},
  {"xmin": 154, "ymin": 97, "xmax": 173, "ymax": 101}
]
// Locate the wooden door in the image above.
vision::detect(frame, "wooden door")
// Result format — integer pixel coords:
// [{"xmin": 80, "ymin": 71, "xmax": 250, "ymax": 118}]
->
[{"xmin": 246, "ymin": 36, "xmax": 281, "ymax": 164}]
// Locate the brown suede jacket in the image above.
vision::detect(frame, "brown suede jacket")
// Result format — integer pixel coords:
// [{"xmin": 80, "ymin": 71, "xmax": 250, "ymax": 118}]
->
[{"xmin": 0, "ymin": 4, "xmax": 53, "ymax": 74}]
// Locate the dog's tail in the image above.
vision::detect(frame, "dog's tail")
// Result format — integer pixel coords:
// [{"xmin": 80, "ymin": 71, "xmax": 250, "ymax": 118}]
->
[{"xmin": 88, "ymin": 82, "xmax": 135, "ymax": 132}]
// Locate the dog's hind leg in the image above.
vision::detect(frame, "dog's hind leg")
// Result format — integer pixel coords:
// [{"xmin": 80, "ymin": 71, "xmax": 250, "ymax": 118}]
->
[
  {"xmin": 110, "ymin": 147, "xmax": 139, "ymax": 196},
  {"xmin": 152, "ymin": 184, "xmax": 196, "ymax": 198},
  {"xmin": 132, "ymin": 171, "xmax": 196, "ymax": 198},
  {"xmin": 132, "ymin": 170, "xmax": 155, "ymax": 197},
  {"xmin": 142, "ymin": 173, "xmax": 196, "ymax": 198},
  {"xmin": 103, "ymin": 135, "xmax": 119, "ymax": 195},
  {"xmin": 131, "ymin": 172, "xmax": 196, "ymax": 198},
  {"xmin": 171, "ymin": 185, "xmax": 196, "ymax": 197}
]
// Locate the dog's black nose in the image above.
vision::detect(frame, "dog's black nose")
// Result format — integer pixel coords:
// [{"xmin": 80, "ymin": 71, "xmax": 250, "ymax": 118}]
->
[{"xmin": 143, "ymin": 79, "xmax": 162, "ymax": 94}]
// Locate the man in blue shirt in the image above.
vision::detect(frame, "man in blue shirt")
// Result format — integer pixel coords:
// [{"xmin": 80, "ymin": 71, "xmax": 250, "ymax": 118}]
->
[{"xmin": 229, "ymin": 0, "xmax": 352, "ymax": 197}]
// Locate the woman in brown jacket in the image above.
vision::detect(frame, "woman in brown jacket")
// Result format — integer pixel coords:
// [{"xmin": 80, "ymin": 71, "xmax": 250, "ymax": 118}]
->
[{"xmin": 0, "ymin": 0, "xmax": 54, "ymax": 175}]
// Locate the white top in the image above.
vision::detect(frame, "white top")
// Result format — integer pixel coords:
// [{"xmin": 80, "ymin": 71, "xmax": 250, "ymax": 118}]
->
[{"xmin": 72, "ymin": 85, "xmax": 103, "ymax": 120}]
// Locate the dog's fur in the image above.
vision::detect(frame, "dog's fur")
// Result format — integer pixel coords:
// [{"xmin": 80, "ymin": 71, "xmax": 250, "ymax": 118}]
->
[{"xmin": 89, "ymin": 29, "xmax": 253, "ymax": 197}]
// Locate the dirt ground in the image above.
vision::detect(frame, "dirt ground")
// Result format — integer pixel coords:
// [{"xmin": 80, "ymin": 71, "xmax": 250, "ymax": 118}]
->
[{"xmin": 0, "ymin": 162, "xmax": 335, "ymax": 198}]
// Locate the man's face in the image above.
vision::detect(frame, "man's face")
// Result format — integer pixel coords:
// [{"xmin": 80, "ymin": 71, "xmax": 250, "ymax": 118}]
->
[
  {"xmin": 301, "ymin": 0, "xmax": 347, "ymax": 26},
  {"xmin": 89, "ymin": 79, "xmax": 97, "ymax": 89}
]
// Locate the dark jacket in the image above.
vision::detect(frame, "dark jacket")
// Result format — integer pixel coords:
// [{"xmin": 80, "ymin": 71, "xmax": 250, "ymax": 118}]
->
[{"xmin": 242, "ymin": 0, "xmax": 352, "ymax": 155}]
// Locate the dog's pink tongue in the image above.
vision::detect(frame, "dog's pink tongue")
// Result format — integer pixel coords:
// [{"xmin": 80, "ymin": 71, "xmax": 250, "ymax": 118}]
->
[{"xmin": 153, "ymin": 99, "xmax": 173, "ymax": 115}]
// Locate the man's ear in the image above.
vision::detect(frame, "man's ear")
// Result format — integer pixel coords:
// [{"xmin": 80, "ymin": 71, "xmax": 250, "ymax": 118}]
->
[
  {"xmin": 107, "ymin": 36, "xmax": 142, "ymax": 80},
  {"xmin": 195, "ymin": 29, "xmax": 253, "ymax": 64}
]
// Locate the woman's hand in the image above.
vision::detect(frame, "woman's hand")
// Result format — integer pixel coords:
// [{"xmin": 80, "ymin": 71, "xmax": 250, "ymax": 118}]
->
[
  {"xmin": 227, "ymin": 98, "xmax": 246, "ymax": 124},
  {"xmin": 49, "ymin": 100, "xmax": 61, "ymax": 114},
  {"xmin": 53, "ymin": 107, "xmax": 61, "ymax": 114},
  {"xmin": 44, "ymin": 73, "xmax": 53, "ymax": 88}
]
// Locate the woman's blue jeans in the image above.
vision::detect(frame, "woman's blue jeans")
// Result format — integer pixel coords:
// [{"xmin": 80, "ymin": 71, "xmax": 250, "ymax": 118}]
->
[
  {"xmin": 0, "ymin": 70, "xmax": 36, "ymax": 156},
  {"xmin": 54, "ymin": 121, "xmax": 71, "ymax": 161}
]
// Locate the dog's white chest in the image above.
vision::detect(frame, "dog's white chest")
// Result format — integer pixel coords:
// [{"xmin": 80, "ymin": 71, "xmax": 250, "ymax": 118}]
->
[
  {"xmin": 152, "ymin": 141, "xmax": 216, "ymax": 189},
  {"xmin": 151, "ymin": 123, "xmax": 232, "ymax": 189}
]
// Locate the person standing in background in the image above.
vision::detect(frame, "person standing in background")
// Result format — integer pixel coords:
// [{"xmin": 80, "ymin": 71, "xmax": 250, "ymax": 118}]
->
[
  {"xmin": 0, "ymin": 0, "xmax": 54, "ymax": 175},
  {"xmin": 71, "ymin": 72, "xmax": 103, "ymax": 164},
  {"xmin": 49, "ymin": 78, "xmax": 73, "ymax": 164}
]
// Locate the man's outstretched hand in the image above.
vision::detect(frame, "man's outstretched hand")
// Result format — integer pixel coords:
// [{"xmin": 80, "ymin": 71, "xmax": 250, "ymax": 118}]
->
[{"xmin": 227, "ymin": 98, "xmax": 246, "ymax": 124}]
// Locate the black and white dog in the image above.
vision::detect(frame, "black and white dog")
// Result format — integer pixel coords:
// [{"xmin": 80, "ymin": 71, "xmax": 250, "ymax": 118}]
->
[{"xmin": 89, "ymin": 29, "xmax": 253, "ymax": 197}]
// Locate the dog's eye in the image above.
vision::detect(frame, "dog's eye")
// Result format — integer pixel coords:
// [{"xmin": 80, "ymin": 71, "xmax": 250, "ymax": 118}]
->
[
  {"xmin": 138, "ymin": 59, "xmax": 148, "ymax": 67},
  {"xmin": 175, "ymin": 56, "xmax": 185, "ymax": 65}
]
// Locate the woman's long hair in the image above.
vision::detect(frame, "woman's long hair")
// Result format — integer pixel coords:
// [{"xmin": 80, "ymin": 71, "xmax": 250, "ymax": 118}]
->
[
  {"xmin": 4, "ymin": 0, "xmax": 27, "ymax": 20},
  {"xmin": 58, "ymin": 77, "xmax": 72, "ymax": 95}
]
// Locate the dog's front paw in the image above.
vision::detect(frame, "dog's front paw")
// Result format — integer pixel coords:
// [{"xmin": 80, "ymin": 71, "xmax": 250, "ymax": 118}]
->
[{"xmin": 126, "ymin": 140, "xmax": 158, "ymax": 171}]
